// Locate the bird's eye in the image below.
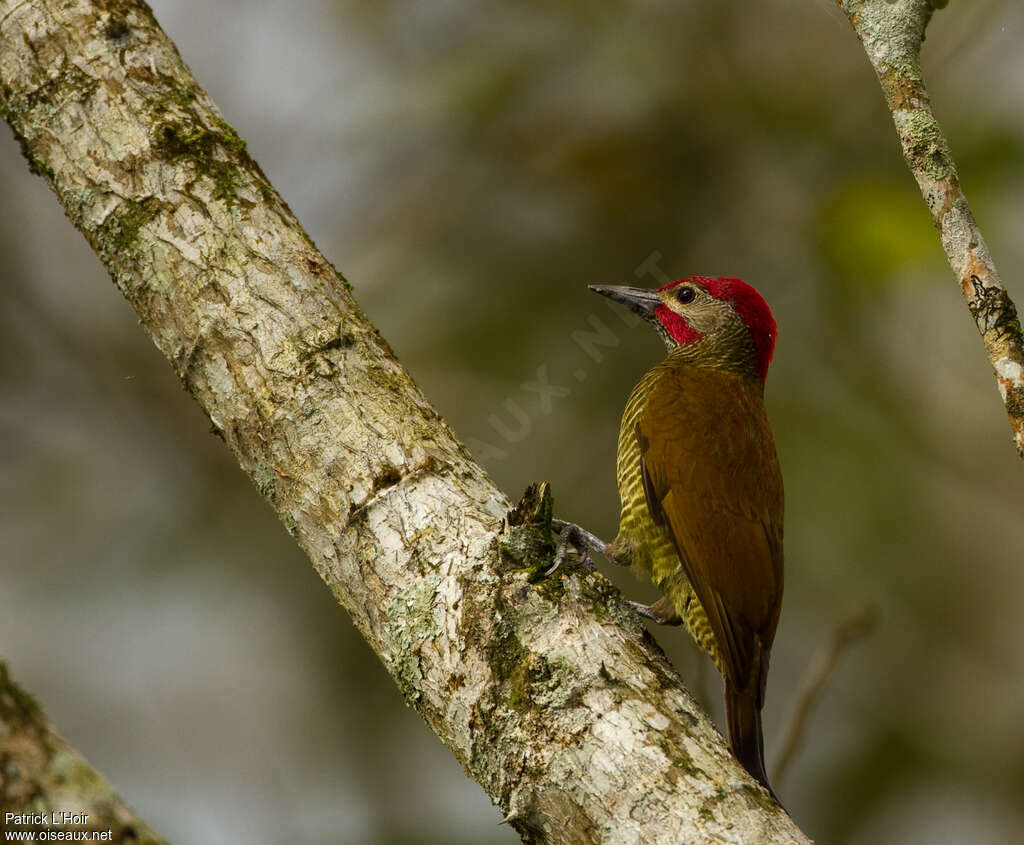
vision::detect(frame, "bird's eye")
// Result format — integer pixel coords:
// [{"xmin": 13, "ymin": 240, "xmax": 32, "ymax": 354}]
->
[{"xmin": 676, "ymin": 286, "xmax": 696, "ymax": 304}]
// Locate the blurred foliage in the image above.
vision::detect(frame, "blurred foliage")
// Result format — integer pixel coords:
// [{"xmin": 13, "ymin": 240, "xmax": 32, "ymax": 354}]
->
[
  {"xmin": 819, "ymin": 179, "xmax": 939, "ymax": 292},
  {"xmin": 2, "ymin": 0, "xmax": 1024, "ymax": 843}
]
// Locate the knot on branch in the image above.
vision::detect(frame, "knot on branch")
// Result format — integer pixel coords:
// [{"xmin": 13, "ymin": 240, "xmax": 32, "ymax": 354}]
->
[{"xmin": 500, "ymin": 482, "xmax": 559, "ymax": 579}]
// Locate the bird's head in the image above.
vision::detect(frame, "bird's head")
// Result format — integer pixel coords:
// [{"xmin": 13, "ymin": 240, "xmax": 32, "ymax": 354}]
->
[{"xmin": 589, "ymin": 277, "xmax": 777, "ymax": 381}]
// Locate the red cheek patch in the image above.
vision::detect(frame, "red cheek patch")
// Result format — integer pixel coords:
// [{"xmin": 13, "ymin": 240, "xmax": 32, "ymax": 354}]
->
[{"xmin": 654, "ymin": 304, "xmax": 703, "ymax": 346}]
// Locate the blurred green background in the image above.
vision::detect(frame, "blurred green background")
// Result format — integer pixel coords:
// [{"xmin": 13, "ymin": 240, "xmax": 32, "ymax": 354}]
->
[{"xmin": 3, "ymin": 1, "xmax": 1023, "ymax": 842}]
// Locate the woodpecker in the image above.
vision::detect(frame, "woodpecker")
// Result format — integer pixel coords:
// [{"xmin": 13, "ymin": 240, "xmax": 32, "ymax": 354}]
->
[{"xmin": 555, "ymin": 277, "xmax": 783, "ymax": 798}]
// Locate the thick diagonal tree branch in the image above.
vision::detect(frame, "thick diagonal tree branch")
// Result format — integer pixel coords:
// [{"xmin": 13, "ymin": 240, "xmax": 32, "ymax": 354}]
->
[
  {"xmin": 0, "ymin": 1, "xmax": 808, "ymax": 842},
  {"xmin": 837, "ymin": 0, "xmax": 1024, "ymax": 457},
  {"xmin": 0, "ymin": 663, "xmax": 167, "ymax": 843}
]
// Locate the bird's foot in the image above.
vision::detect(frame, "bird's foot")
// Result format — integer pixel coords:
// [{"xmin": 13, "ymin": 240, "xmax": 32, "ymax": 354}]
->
[
  {"xmin": 629, "ymin": 599, "xmax": 682, "ymax": 626},
  {"xmin": 545, "ymin": 519, "xmax": 606, "ymax": 577}
]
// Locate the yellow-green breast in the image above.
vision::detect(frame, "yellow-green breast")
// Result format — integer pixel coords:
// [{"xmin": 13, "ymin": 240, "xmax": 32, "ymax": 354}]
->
[{"xmin": 609, "ymin": 362, "xmax": 720, "ymax": 665}]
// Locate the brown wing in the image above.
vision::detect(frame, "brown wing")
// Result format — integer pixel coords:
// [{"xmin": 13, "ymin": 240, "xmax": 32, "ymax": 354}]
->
[{"xmin": 638, "ymin": 366, "xmax": 783, "ymax": 697}]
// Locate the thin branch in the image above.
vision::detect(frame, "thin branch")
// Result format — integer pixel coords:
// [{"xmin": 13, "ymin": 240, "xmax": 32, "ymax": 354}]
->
[
  {"xmin": 771, "ymin": 607, "xmax": 877, "ymax": 788},
  {"xmin": 836, "ymin": 0, "xmax": 1024, "ymax": 457},
  {"xmin": 0, "ymin": 1, "xmax": 808, "ymax": 842},
  {"xmin": 0, "ymin": 662, "xmax": 167, "ymax": 843}
]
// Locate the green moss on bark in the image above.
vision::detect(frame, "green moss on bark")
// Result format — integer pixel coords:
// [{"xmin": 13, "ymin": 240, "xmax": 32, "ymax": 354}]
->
[
  {"xmin": 152, "ymin": 119, "xmax": 250, "ymax": 209},
  {"xmin": 98, "ymin": 197, "xmax": 162, "ymax": 258}
]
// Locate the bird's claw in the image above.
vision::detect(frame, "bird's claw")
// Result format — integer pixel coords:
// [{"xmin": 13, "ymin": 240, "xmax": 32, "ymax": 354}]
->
[
  {"xmin": 544, "ymin": 532, "xmax": 570, "ymax": 577},
  {"xmin": 628, "ymin": 600, "xmax": 682, "ymax": 626},
  {"xmin": 543, "ymin": 520, "xmax": 605, "ymax": 577}
]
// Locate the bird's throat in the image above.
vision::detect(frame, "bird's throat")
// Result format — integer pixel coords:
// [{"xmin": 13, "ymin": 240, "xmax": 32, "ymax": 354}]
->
[{"xmin": 665, "ymin": 320, "xmax": 761, "ymax": 382}]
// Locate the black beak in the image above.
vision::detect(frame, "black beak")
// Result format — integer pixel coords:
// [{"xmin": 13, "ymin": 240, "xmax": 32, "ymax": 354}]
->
[{"xmin": 588, "ymin": 285, "xmax": 662, "ymax": 319}]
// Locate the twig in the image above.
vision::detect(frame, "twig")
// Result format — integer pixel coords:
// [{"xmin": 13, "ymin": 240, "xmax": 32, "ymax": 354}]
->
[
  {"xmin": 772, "ymin": 606, "xmax": 878, "ymax": 787},
  {"xmin": 836, "ymin": 0, "xmax": 1024, "ymax": 457}
]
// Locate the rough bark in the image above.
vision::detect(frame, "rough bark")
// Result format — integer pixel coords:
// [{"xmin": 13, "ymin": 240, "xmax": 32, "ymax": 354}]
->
[
  {"xmin": 0, "ymin": 1, "xmax": 809, "ymax": 842},
  {"xmin": 836, "ymin": 0, "xmax": 1024, "ymax": 457},
  {"xmin": 0, "ymin": 662, "xmax": 167, "ymax": 843}
]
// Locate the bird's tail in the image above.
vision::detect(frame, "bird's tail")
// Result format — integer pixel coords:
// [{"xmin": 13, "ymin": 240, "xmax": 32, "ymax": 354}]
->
[{"xmin": 725, "ymin": 683, "xmax": 778, "ymax": 802}]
